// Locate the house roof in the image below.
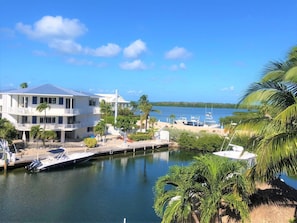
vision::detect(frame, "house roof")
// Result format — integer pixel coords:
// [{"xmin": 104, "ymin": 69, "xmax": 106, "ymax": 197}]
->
[{"xmin": 2, "ymin": 84, "xmax": 95, "ymax": 97}]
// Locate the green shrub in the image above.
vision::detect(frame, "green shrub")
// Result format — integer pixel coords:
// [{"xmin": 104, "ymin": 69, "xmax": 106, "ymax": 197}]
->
[
  {"xmin": 129, "ymin": 132, "xmax": 152, "ymax": 141},
  {"xmin": 84, "ymin": 137, "xmax": 97, "ymax": 148},
  {"xmin": 178, "ymin": 132, "xmax": 223, "ymax": 152}
]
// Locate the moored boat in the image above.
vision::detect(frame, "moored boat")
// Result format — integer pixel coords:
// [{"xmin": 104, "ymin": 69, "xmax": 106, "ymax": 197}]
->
[
  {"xmin": 0, "ymin": 139, "xmax": 16, "ymax": 169},
  {"xmin": 26, "ymin": 147, "xmax": 94, "ymax": 172}
]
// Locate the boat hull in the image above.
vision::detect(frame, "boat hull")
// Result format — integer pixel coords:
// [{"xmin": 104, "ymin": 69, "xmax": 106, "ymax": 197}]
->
[{"xmin": 26, "ymin": 151, "xmax": 94, "ymax": 172}]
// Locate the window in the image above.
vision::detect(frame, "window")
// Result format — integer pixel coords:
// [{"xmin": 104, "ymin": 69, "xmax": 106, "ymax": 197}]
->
[
  {"xmin": 87, "ymin": 127, "xmax": 93, "ymax": 132},
  {"xmin": 32, "ymin": 96, "xmax": 37, "ymax": 104},
  {"xmin": 59, "ymin": 97, "xmax": 63, "ymax": 105},
  {"xmin": 40, "ymin": 117, "xmax": 56, "ymax": 124},
  {"xmin": 58, "ymin": 116, "xmax": 63, "ymax": 124},
  {"xmin": 89, "ymin": 99, "xmax": 96, "ymax": 106},
  {"xmin": 32, "ymin": 116, "xmax": 37, "ymax": 124},
  {"xmin": 40, "ymin": 97, "xmax": 56, "ymax": 104}
]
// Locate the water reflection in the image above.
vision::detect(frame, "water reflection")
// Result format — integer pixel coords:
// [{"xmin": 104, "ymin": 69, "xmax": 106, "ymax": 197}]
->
[{"xmin": 0, "ymin": 150, "xmax": 194, "ymax": 223}]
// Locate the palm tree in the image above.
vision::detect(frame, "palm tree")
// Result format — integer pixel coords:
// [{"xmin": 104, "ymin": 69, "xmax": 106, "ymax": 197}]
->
[
  {"xmin": 36, "ymin": 102, "xmax": 51, "ymax": 147},
  {"xmin": 193, "ymin": 155, "xmax": 252, "ymax": 223},
  {"xmin": 154, "ymin": 155, "xmax": 252, "ymax": 223},
  {"xmin": 154, "ymin": 165, "xmax": 201, "ymax": 223},
  {"xmin": 94, "ymin": 120, "xmax": 106, "ymax": 141},
  {"xmin": 138, "ymin": 95, "xmax": 160, "ymax": 131},
  {"xmin": 20, "ymin": 82, "xmax": 28, "ymax": 88},
  {"xmin": 238, "ymin": 45, "xmax": 297, "ymax": 180},
  {"xmin": 100, "ymin": 100, "xmax": 112, "ymax": 122}
]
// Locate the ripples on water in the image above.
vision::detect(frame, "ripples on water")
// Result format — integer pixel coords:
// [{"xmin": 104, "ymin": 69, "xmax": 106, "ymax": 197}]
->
[{"xmin": 0, "ymin": 150, "xmax": 196, "ymax": 223}]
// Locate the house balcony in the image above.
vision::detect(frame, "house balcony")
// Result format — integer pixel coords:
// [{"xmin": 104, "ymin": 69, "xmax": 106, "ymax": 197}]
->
[
  {"xmin": 6, "ymin": 107, "xmax": 82, "ymax": 116},
  {"xmin": 15, "ymin": 120, "xmax": 98, "ymax": 131}
]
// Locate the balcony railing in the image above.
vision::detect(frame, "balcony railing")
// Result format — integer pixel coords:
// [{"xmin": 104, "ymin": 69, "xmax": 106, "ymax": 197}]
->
[
  {"xmin": 15, "ymin": 121, "xmax": 98, "ymax": 131},
  {"xmin": 6, "ymin": 107, "xmax": 83, "ymax": 116}
]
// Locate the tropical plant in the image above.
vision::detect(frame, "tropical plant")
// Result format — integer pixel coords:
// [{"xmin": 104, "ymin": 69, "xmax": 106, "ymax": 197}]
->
[
  {"xmin": 138, "ymin": 95, "xmax": 160, "ymax": 131},
  {"xmin": 0, "ymin": 118, "xmax": 17, "ymax": 143},
  {"xmin": 154, "ymin": 154, "xmax": 253, "ymax": 223},
  {"xmin": 36, "ymin": 102, "xmax": 51, "ymax": 147},
  {"xmin": 94, "ymin": 120, "xmax": 106, "ymax": 141},
  {"xmin": 20, "ymin": 82, "xmax": 28, "ymax": 88},
  {"xmin": 84, "ymin": 137, "xmax": 97, "ymax": 148},
  {"xmin": 149, "ymin": 116, "xmax": 157, "ymax": 129},
  {"xmin": 100, "ymin": 100, "xmax": 112, "ymax": 123},
  {"xmin": 30, "ymin": 125, "xmax": 41, "ymax": 141},
  {"xmin": 154, "ymin": 165, "xmax": 200, "ymax": 223},
  {"xmin": 114, "ymin": 116, "xmax": 137, "ymax": 133},
  {"xmin": 193, "ymin": 155, "xmax": 252, "ymax": 223},
  {"xmin": 238, "ymin": 45, "xmax": 297, "ymax": 180}
]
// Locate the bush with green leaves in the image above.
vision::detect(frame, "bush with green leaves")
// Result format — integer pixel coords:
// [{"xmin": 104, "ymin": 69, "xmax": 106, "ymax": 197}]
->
[
  {"xmin": 129, "ymin": 132, "xmax": 153, "ymax": 141},
  {"xmin": 84, "ymin": 137, "xmax": 97, "ymax": 148},
  {"xmin": 178, "ymin": 132, "xmax": 224, "ymax": 152}
]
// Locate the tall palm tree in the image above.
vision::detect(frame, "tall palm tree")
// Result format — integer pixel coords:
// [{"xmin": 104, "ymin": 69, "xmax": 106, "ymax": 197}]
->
[
  {"xmin": 138, "ymin": 95, "xmax": 160, "ymax": 131},
  {"xmin": 20, "ymin": 82, "xmax": 28, "ymax": 88},
  {"xmin": 154, "ymin": 165, "xmax": 201, "ymax": 223},
  {"xmin": 100, "ymin": 100, "xmax": 112, "ymax": 122},
  {"xmin": 154, "ymin": 155, "xmax": 252, "ymax": 223},
  {"xmin": 194, "ymin": 155, "xmax": 252, "ymax": 223},
  {"xmin": 238, "ymin": 45, "xmax": 297, "ymax": 180},
  {"xmin": 36, "ymin": 102, "xmax": 51, "ymax": 147}
]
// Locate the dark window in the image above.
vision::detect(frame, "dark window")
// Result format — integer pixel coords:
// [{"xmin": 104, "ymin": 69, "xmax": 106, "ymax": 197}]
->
[
  {"xmin": 59, "ymin": 97, "xmax": 63, "ymax": 105},
  {"xmin": 58, "ymin": 116, "xmax": 63, "ymax": 124},
  {"xmin": 32, "ymin": 97, "xmax": 37, "ymax": 104},
  {"xmin": 32, "ymin": 116, "xmax": 37, "ymax": 124}
]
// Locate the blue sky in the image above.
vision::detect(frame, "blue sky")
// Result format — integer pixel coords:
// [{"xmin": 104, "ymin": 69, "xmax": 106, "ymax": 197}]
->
[{"xmin": 0, "ymin": 0, "xmax": 296, "ymax": 103}]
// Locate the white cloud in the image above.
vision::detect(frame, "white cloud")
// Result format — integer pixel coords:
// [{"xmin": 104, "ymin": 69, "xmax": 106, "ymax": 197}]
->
[
  {"xmin": 16, "ymin": 15, "xmax": 87, "ymax": 40},
  {"xmin": 123, "ymin": 39, "xmax": 147, "ymax": 58},
  {"xmin": 16, "ymin": 15, "xmax": 121, "ymax": 58},
  {"xmin": 66, "ymin": 57, "xmax": 107, "ymax": 67},
  {"xmin": 49, "ymin": 39, "xmax": 83, "ymax": 54},
  {"xmin": 221, "ymin": 86, "xmax": 235, "ymax": 91},
  {"xmin": 66, "ymin": 57, "xmax": 94, "ymax": 66},
  {"xmin": 165, "ymin": 47, "xmax": 191, "ymax": 59},
  {"xmin": 169, "ymin": 62, "xmax": 187, "ymax": 71},
  {"xmin": 120, "ymin": 60, "xmax": 146, "ymax": 70},
  {"xmin": 86, "ymin": 43, "xmax": 121, "ymax": 57}
]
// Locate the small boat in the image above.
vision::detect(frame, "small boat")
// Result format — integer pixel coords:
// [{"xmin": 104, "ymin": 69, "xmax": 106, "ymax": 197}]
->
[
  {"xmin": 213, "ymin": 128, "xmax": 256, "ymax": 167},
  {"xmin": 26, "ymin": 147, "xmax": 94, "ymax": 172},
  {"xmin": 213, "ymin": 144, "xmax": 257, "ymax": 167},
  {"xmin": 186, "ymin": 116, "xmax": 202, "ymax": 126},
  {"xmin": 0, "ymin": 139, "xmax": 16, "ymax": 169},
  {"xmin": 203, "ymin": 111, "xmax": 220, "ymax": 128},
  {"xmin": 174, "ymin": 116, "xmax": 188, "ymax": 125}
]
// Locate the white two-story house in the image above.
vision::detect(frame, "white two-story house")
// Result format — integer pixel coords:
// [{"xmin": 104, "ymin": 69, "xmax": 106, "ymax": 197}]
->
[{"xmin": 0, "ymin": 84, "xmax": 101, "ymax": 143}]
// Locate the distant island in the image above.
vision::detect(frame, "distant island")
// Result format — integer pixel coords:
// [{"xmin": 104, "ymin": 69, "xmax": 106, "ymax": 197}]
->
[{"xmin": 151, "ymin": 101, "xmax": 238, "ymax": 109}]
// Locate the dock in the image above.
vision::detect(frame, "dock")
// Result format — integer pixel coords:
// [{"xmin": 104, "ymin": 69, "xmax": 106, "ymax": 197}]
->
[{"xmin": 1, "ymin": 139, "xmax": 171, "ymax": 170}]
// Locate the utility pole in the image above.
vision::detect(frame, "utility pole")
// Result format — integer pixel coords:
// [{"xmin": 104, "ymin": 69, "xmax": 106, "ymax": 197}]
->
[{"xmin": 114, "ymin": 89, "xmax": 118, "ymax": 124}]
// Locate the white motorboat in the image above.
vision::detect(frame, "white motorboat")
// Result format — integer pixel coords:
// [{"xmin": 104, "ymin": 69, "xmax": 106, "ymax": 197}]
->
[
  {"xmin": 26, "ymin": 147, "xmax": 94, "ymax": 172},
  {"xmin": 174, "ymin": 116, "xmax": 188, "ymax": 125},
  {"xmin": 213, "ymin": 143, "xmax": 257, "ymax": 167},
  {"xmin": 203, "ymin": 111, "xmax": 220, "ymax": 128},
  {"xmin": 0, "ymin": 139, "xmax": 16, "ymax": 169}
]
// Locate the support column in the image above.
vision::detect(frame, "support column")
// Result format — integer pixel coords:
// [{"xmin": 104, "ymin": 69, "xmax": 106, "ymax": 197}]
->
[{"xmin": 61, "ymin": 130, "xmax": 65, "ymax": 143}]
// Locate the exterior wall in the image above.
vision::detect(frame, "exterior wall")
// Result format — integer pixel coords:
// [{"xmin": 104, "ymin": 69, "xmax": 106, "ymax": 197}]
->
[
  {"xmin": 1, "ymin": 85, "xmax": 130, "ymax": 142},
  {"xmin": 1, "ymin": 92, "xmax": 101, "ymax": 142}
]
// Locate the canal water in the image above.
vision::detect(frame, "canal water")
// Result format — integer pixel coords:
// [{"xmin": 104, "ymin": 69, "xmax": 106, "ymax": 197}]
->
[{"xmin": 0, "ymin": 150, "xmax": 196, "ymax": 223}]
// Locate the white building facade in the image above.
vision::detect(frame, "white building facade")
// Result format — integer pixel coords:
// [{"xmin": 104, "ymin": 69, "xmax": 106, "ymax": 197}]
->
[{"xmin": 0, "ymin": 84, "xmax": 101, "ymax": 142}]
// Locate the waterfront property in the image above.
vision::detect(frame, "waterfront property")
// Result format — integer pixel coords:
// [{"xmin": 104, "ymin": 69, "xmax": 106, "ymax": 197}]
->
[{"xmin": 0, "ymin": 84, "xmax": 130, "ymax": 143}]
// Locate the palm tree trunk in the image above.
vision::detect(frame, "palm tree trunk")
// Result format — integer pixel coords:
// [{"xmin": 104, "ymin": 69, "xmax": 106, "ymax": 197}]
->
[{"xmin": 191, "ymin": 211, "xmax": 200, "ymax": 223}]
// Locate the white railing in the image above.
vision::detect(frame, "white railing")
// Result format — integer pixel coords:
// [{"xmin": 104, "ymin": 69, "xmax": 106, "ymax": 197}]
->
[
  {"xmin": 6, "ymin": 107, "xmax": 82, "ymax": 116},
  {"xmin": 15, "ymin": 122, "xmax": 91, "ymax": 131}
]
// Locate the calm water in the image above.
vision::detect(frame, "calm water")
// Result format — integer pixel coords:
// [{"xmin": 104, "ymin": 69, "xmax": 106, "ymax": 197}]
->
[
  {"xmin": 151, "ymin": 106, "xmax": 243, "ymax": 124},
  {"xmin": 0, "ymin": 150, "xmax": 196, "ymax": 223}
]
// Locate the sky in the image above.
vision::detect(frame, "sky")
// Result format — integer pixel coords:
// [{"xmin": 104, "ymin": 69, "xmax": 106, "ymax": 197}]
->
[{"xmin": 0, "ymin": 0, "xmax": 296, "ymax": 103}]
